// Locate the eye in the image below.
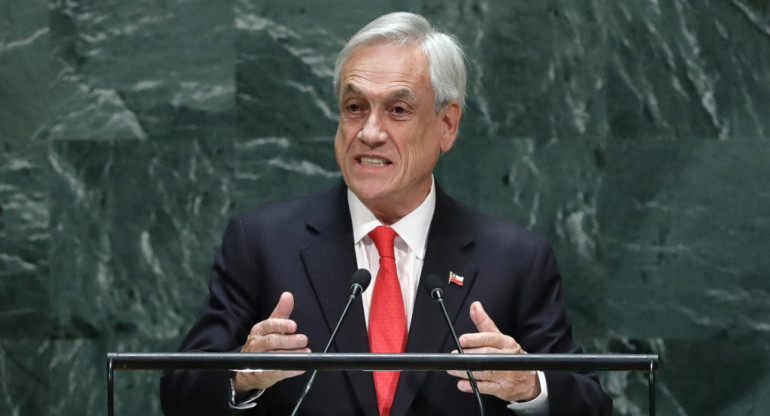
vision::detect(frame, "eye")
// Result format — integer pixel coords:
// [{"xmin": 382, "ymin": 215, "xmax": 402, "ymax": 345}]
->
[
  {"xmin": 347, "ymin": 103, "xmax": 361, "ymax": 113},
  {"xmin": 393, "ymin": 106, "xmax": 407, "ymax": 115}
]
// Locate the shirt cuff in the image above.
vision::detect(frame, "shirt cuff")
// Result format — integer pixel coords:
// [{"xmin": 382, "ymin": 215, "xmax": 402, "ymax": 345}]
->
[
  {"xmin": 228, "ymin": 375, "xmax": 264, "ymax": 410},
  {"xmin": 506, "ymin": 370, "xmax": 549, "ymax": 415}
]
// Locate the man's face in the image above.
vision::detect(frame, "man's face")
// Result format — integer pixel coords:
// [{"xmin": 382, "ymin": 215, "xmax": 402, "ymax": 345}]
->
[{"xmin": 334, "ymin": 43, "xmax": 461, "ymax": 223}]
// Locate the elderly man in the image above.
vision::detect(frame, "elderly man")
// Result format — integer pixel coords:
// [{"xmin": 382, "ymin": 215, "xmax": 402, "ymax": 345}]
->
[{"xmin": 161, "ymin": 12, "xmax": 612, "ymax": 416}]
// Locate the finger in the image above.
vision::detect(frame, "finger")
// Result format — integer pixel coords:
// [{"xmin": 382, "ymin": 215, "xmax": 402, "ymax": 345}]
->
[
  {"xmin": 446, "ymin": 369, "xmax": 489, "ymax": 380},
  {"xmin": 458, "ymin": 332, "xmax": 510, "ymax": 350},
  {"xmin": 457, "ymin": 378, "xmax": 494, "ymax": 394},
  {"xmin": 471, "ymin": 370, "xmax": 493, "ymax": 382},
  {"xmin": 456, "ymin": 378, "xmax": 503, "ymax": 396},
  {"xmin": 446, "ymin": 369, "xmax": 467, "ymax": 379},
  {"xmin": 251, "ymin": 318, "xmax": 298, "ymax": 337},
  {"xmin": 459, "ymin": 345, "xmax": 502, "ymax": 354},
  {"xmin": 238, "ymin": 346, "xmax": 312, "ymax": 388},
  {"xmin": 456, "ymin": 379, "xmax": 474, "ymax": 393},
  {"xmin": 469, "ymin": 301, "xmax": 500, "ymax": 334},
  {"xmin": 269, "ymin": 292, "xmax": 295, "ymax": 320},
  {"xmin": 234, "ymin": 368, "xmax": 307, "ymax": 391},
  {"xmin": 243, "ymin": 333, "xmax": 309, "ymax": 352}
]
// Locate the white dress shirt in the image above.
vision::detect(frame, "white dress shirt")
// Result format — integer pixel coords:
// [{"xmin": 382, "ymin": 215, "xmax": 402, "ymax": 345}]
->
[{"xmin": 348, "ymin": 182, "xmax": 435, "ymax": 330}]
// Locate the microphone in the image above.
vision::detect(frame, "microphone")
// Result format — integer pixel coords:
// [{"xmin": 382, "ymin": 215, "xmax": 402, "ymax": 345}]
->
[
  {"xmin": 291, "ymin": 269, "xmax": 372, "ymax": 416},
  {"xmin": 423, "ymin": 274, "xmax": 485, "ymax": 416},
  {"xmin": 349, "ymin": 268, "xmax": 371, "ymax": 297}
]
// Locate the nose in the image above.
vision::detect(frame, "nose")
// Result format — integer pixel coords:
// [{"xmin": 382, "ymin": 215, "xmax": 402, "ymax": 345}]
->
[{"xmin": 357, "ymin": 112, "xmax": 387, "ymax": 147}]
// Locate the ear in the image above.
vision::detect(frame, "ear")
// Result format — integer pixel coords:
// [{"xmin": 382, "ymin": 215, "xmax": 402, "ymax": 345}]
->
[{"xmin": 438, "ymin": 101, "xmax": 462, "ymax": 153}]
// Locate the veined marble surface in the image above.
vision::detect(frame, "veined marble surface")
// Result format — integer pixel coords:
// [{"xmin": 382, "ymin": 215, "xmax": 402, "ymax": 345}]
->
[{"xmin": 1, "ymin": 0, "xmax": 769, "ymax": 414}]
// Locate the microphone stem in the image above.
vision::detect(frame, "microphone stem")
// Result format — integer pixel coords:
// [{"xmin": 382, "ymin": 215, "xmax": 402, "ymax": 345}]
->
[
  {"xmin": 291, "ymin": 291, "xmax": 358, "ymax": 416},
  {"xmin": 325, "ymin": 292, "xmax": 357, "ymax": 352},
  {"xmin": 437, "ymin": 297, "xmax": 485, "ymax": 416}
]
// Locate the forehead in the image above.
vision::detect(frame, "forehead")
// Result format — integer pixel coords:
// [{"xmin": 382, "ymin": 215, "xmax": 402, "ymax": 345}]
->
[{"xmin": 338, "ymin": 43, "xmax": 433, "ymax": 99}]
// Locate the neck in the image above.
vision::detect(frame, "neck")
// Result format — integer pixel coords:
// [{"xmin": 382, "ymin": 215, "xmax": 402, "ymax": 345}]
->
[
  {"xmin": 349, "ymin": 178, "xmax": 436, "ymax": 226},
  {"xmin": 372, "ymin": 212, "xmax": 402, "ymax": 226},
  {"xmin": 364, "ymin": 190, "xmax": 429, "ymax": 226}
]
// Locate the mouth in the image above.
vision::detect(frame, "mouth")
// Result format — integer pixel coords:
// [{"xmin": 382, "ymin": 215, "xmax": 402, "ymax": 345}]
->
[{"xmin": 357, "ymin": 156, "xmax": 391, "ymax": 167}]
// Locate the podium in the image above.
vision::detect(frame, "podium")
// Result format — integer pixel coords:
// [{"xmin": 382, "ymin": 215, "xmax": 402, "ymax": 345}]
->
[{"xmin": 107, "ymin": 352, "xmax": 659, "ymax": 415}]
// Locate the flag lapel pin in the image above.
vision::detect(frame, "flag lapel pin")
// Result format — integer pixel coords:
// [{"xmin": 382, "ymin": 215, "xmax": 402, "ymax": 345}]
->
[{"xmin": 448, "ymin": 271, "xmax": 464, "ymax": 286}]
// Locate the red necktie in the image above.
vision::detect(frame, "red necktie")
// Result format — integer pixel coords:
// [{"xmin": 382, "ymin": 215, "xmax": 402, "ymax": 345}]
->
[{"xmin": 368, "ymin": 226, "xmax": 407, "ymax": 416}]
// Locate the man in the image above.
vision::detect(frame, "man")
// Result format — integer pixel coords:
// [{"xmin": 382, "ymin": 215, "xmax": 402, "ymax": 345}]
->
[{"xmin": 161, "ymin": 12, "xmax": 612, "ymax": 416}]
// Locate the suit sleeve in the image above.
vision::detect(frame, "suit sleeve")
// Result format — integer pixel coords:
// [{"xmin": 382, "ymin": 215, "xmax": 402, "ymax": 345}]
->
[
  {"xmin": 515, "ymin": 240, "xmax": 613, "ymax": 416},
  {"xmin": 160, "ymin": 215, "xmax": 261, "ymax": 416}
]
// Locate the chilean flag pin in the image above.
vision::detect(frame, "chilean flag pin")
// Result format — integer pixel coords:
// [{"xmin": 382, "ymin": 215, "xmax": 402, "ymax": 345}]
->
[{"xmin": 448, "ymin": 271, "xmax": 464, "ymax": 286}]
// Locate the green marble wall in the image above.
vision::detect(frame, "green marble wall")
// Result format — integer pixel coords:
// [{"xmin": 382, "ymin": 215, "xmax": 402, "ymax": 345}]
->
[{"xmin": 1, "ymin": 0, "xmax": 769, "ymax": 414}]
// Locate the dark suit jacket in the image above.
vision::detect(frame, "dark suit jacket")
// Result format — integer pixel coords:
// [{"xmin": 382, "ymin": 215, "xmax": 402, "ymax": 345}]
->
[{"xmin": 160, "ymin": 182, "xmax": 612, "ymax": 415}]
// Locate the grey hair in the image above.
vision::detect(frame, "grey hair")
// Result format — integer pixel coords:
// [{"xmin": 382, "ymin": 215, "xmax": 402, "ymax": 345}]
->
[{"xmin": 333, "ymin": 12, "xmax": 467, "ymax": 112}]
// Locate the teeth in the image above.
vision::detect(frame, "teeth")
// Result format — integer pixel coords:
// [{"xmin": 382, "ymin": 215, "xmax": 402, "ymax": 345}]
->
[{"xmin": 360, "ymin": 157, "xmax": 388, "ymax": 167}]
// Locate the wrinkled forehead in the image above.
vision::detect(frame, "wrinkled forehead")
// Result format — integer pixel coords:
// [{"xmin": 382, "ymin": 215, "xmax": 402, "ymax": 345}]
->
[
  {"xmin": 336, "ymin": 42, "xmax": 432, "ymax": 100},
  {"xmin": 336, "ymin": 39, "xmax": 429, "ymax": 90}
]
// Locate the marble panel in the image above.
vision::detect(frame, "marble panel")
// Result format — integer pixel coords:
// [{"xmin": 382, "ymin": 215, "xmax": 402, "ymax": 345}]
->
[
  {"xmin": 0, "ymin": 0, "xmax": 51, "ymax": 141},
  {"xmin": 234, "ymin": 1, "xmax": 610, "ymax": 143},
  {"xmin": 606, "ymin": 0, "xmax": 770, "ymax": 139},
  {"xmin": 466, "ymin": 1, "xmax": 608, "ymax": 141},
  {"xmin": 595, "ymin": 335, "xmax": 770, "ymax": 416},
  {"xmin": 0, "ymin": 340, "xmax": 51, "ymax": 416},
  {"xmin": 48, "ymin": 140, "xmax": 236, "ymax": 340},
  {"xmin": 48, "ymin": 338, "xmax": 175, "ymax": 416},
  {"xmin": 48, "ymin": 340, "xmax": 104, "ymax": 415},
  {"xmin": 659, "ymin": 337, "xmax": 770, "ymax": 415},
  {"xmin": 44, "ymin": 137, "xmax": 343, "ymax": 415},
  {"xmin": 47, "ymin": 0, "xmax": 235, "ymax": 141},
  {"xmin": 46, "ymin": 137, "xmax": 341, "ymax": 340},
  {"xmin": 0, "ymin": 140, "xmax": 50, "ymax": 338},
  {"xmin": 594, "ymin": 337, "xmax": 664, "ymax": 416},
  {"xmin": 437, "ymin": 136, "xmax": 608, "ymax": 338},
  {"xmin": 233, "ymin": 0, "xmax": 395, "ymax": 138},
  {"xmin": 601, "ymin": 140, "xmax": 770, "ymax": 339},
  {"xmin": 107, "ymin": 338, "xmax": 178, "ymax": 416},
  {"xmin": 230, "ymin": 136, "xmax": 340, "ymax": 210}
]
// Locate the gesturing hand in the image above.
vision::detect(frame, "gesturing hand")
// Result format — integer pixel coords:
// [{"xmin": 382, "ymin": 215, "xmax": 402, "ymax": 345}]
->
[
  {"xmin": 232, "ymin": 292, "xmax": 311, "ymax": 393},
  {"xmin": 447, "ymin": 301, "xmax": 541, "ymax": 402}
]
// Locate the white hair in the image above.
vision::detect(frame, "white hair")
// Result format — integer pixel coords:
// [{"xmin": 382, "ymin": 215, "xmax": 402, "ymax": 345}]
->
[{"xmin": 333, "ymin": 12, "xmax": 467, "ymax": 112}]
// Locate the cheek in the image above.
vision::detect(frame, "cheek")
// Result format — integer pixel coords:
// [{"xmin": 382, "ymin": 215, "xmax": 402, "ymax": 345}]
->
[
  {"xmin": 334, "ymin": 130, "xmax": 347, "ymax": 164},
  {"xmin": 336, "ymin": 122, "xmax": 358, "ymax": 148},
  {"xmin": 405, "ymin": 136, "xmax": 440, "ymax": 172}
]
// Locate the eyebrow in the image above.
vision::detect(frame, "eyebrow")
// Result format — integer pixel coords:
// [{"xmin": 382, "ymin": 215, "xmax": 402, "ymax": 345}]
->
[
  {"xmin": 341, "ymin": 84, "xmax": 417, "ymax": 102},
  {"xmin": 341, "ymin": 84, "xmax": 362, "ymax": 96},
  {"xmin": 390, "ymin": 89, "xmax": 417, "ymax": 101}
]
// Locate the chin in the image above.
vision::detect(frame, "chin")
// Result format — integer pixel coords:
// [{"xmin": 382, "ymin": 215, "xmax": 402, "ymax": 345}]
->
[
  {"xmin": 348, "ymin": 180, "xmax": 390, "ymax": 201},
  {"xmin": 352, "ymin": 187, "xmax": 389, "ymax": 203}
]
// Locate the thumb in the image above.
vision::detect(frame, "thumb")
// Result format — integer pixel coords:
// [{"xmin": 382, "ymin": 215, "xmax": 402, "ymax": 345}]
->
[
  {"xmin": 469, "ymin": 301, "xmax": 500, "ymax": 334},
  {"xmin": 269, "ymin": 292, "xmax": 295, "ymax": 319}
]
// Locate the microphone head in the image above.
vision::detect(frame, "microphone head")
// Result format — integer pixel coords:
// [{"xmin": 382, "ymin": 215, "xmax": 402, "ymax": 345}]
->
[
  {"xmin": 350, "ymin": 268, "xmax": 372, "ymax": 292},
  {"xmin": 423, "ymin": 274, "xmax": 445, "ymax": 300}
]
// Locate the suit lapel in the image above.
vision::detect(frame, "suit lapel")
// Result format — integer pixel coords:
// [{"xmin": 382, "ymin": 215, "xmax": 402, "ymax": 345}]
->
[
  {"xmin": 300, "ymin": 184, "xmax": 379, "ymax": 416},
  {"xmin": 391, "ymin": 186, "xmax": 479, "ymax": 416}
]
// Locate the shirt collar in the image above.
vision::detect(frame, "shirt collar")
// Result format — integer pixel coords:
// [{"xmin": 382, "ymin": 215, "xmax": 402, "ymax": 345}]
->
[{"xmin": 348, "ymin": 178, "xmax": 436, "ymax": 259}]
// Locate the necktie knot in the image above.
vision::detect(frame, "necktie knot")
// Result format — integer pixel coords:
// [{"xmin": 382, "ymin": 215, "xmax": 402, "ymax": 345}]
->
[{"xmin": 369, "ymin": 226, "xmax": 396, "ymax": 259}]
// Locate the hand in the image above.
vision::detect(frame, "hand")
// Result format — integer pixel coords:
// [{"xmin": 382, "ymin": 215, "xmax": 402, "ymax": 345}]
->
[
  {"xmin": 446, "ymin": 301, "xmax": 541, "ymax": 402},
  {"xmin": 232, "ymin": 292, "xmax": 311, "ymax": 393}
]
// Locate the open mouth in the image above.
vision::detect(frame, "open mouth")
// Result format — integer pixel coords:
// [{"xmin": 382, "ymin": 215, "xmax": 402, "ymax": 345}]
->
[{"xmin": 358, "ymin": 156, "xmax": 391, "ymax": 167}]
